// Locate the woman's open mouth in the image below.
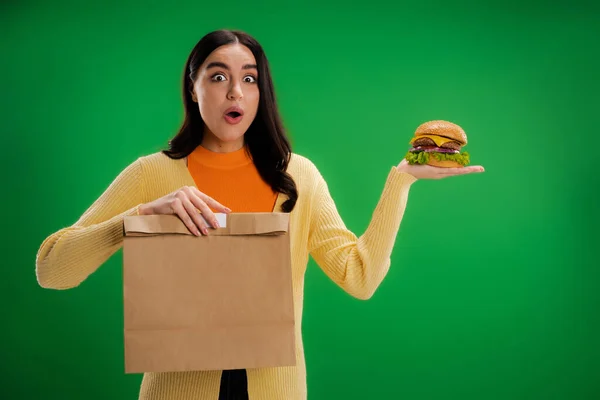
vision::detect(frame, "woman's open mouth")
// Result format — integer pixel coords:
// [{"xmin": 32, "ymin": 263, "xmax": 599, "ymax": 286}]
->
[{"xmin": 223, "ymin": 107, "xmax": 244, "ymax": 125}]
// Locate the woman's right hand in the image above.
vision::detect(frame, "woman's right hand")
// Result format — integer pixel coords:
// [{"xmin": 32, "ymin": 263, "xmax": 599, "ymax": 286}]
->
[{"xmin": 138, "ymin": 186, "xmax": 231, "ymax": 236}]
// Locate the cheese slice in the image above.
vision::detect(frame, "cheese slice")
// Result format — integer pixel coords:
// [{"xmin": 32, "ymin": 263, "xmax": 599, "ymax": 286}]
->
[{"xmin": 410, "ymin": 134, "xmax": 456, "ymax": 147}]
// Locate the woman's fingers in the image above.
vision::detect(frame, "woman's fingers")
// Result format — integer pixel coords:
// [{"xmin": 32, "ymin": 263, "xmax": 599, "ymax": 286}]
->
[
  {"xmin": 142, "ymin": 186, "xmax": 231, "ymax": 236},
  {"xmin": 182, "ymin": 188, "xmax": 219, "ymax": 230},
  {"xmin": 440, "ymin": 165, "xmax": 485, "ymax": 175},
  {"xmin": 181, "ymin": 195, "xmax": 211, "ymax": 235},
  {"xmin": 171, "ymin": 198, "xmax": 202, "ymax": 236},
  {"xmin": 166, "ymin": 186, "xmax": 231, "ymax": 234},
  {"xmin": 397, "ymin": 161, "xmax": 485, "ymax": 180},
  {"xmin": 193, "ymin": 187, "xmax": 232, "ymax": 214}
]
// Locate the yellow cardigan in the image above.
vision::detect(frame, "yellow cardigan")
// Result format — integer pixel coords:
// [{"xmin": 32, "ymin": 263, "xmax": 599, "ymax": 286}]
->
[{"xmin": 36, "ymin": 151, "xmax": 417, "ymax": 400}]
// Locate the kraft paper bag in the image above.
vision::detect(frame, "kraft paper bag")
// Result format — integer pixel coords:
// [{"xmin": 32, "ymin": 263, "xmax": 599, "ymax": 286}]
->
[{"xmin": 122, "ymin": 212, "xmax": 296, "ymax": 374}]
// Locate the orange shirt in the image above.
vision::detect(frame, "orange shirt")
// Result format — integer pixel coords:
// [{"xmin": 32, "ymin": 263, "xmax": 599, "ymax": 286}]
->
[{"xmin": 187, "ymin": 144, "xmax": 278, "ymax": 213}]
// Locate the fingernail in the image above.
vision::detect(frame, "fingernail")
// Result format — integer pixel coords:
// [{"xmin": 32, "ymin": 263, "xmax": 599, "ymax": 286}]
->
[
  {"xmin": 225, "ymin": 207, "xmax": 232, "ymax": 213},
  {"xmin": 214, "ymin": 220, "xmax": 220, "ymax": 228},
  {"xmin": 202, "ymin": 228, "xmax": 209, "ymax": 235}
]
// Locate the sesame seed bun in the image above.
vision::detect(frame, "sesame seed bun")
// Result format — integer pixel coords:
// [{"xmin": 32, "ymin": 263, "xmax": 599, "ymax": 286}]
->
[{"xmin": 414, "ymin": 120, "xmax": 468, "ymax": 145}]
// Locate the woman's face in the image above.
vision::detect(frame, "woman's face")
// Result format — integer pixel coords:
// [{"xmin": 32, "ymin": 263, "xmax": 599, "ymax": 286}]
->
[{"xmin": 192, "ymin": 43, "xmax": 260, "ymax": 151}]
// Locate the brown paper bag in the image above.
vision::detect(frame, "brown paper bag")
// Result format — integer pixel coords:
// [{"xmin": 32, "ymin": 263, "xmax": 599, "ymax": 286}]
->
[{"xmin": 122, "ymin": 212, "xmax": 296, "ymax": 374}]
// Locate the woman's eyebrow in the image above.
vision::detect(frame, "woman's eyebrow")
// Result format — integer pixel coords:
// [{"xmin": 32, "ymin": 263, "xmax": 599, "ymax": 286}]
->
[{"xmin": 206, "ymin": 61, "xmax": 258, "ymax": 70}]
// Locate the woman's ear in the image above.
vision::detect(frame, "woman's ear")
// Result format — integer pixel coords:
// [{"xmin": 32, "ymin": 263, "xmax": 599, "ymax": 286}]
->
[{"xmin": 190, "ymin": 81, "xmax": 197, "ymax": 102}]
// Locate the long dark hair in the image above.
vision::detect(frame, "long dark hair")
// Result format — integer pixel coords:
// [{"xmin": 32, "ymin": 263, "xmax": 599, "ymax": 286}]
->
[{"xmin": 162, "ymin": 30, "xmax": 298, "ymax": 213}]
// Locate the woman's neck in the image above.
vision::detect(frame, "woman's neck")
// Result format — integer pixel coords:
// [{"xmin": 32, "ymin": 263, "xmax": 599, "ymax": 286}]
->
[{"xmin": 200, "ymin": 130, "xmax": 245, "ymax": 153}]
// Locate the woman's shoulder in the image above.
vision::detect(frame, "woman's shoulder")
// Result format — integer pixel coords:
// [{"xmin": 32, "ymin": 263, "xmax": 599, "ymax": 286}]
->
[
  {"xmin": 137, "ymin": 150, "xmax": 177, "ymax": 165},
  {"xmin": 288, "ymin": 152, "xmax": 324, "ymax": 181},
  {"xmin": 134, "ymin": 151, "xmax": 186, "ymax": 172},
  {"xmin": 287, "ymin": 152, "xmax": 328, "ymax": 196},
  {"xmin": 126, "ymin": 151, "xmax": 188, "ymax": 184}
]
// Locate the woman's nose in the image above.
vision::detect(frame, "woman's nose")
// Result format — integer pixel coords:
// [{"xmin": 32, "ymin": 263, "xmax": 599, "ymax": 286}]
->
[{"xmin": 227, "ymin": 83, "xmax": 243, "ymax": 100}]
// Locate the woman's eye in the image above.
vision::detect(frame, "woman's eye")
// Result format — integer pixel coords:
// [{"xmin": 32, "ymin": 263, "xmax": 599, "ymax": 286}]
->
[
  {"xmin": 244, "ymin": 75, "xmax": 257, "ymax": 83},
  {"xmin": 212, "ymin": 74, "xmax": 226, "ymax": 82}
]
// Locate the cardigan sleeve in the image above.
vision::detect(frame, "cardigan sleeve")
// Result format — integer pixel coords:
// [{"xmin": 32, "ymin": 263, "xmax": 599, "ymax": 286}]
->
[
  {"xmin": 307, "ymin": 166, "xmax": 417, "ymax": 300},
  {"xmin": 36, "ymin": 158, "xmax": 145, "ymax": 290}
]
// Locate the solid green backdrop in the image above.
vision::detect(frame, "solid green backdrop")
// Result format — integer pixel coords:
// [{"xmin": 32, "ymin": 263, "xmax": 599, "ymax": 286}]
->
[{"xmin": 2, "ymin": 0, "xmax": 598, "ymax": 399}]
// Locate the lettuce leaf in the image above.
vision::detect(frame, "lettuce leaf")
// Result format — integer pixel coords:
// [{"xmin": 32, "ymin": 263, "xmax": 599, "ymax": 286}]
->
[{"xmin": 405, "ymin": 150, "xmax": 470, "ymax": 166}]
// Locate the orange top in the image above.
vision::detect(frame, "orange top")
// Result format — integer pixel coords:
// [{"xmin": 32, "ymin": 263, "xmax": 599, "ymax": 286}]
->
[{"xmin": 186, "ymin": 144, "xmax": 278, "ymax": 213}]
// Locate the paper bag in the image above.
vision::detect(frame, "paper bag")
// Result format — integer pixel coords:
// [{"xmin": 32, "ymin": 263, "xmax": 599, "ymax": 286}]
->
[{"xmin": 122, "ymin": 212, "xmax": 296, "ymax": 373}]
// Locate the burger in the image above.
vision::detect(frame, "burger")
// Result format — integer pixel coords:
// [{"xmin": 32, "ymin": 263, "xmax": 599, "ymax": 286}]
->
[{"xmin": 405, "ymin": 120, "xmax": 470, "ymax": 168}]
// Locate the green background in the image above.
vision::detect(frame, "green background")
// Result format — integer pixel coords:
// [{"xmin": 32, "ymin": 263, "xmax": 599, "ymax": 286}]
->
[{"xmin": 2, "ymin": 0, "xmax": 598, "ymax": 399}]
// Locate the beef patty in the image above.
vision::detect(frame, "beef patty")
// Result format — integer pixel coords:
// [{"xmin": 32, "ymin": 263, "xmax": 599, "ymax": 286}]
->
[{"xmin": 413, "ymin": 137, "xmax": 461, "ymax": 150}]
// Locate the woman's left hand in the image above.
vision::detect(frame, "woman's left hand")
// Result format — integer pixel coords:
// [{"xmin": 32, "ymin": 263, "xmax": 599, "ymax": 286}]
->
[{"xmin": 396, "ymin": 158, "xmax": 485, "ymax": 180}]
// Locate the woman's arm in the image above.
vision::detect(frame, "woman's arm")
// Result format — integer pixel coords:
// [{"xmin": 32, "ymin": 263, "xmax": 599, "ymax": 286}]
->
[
  {"xmin": 307, "ymin": 166, "xmax": 417, "ymax": 300},
  {"xmin": 36, "ymin": 158, "xmax": 145, "ymax": 290}
]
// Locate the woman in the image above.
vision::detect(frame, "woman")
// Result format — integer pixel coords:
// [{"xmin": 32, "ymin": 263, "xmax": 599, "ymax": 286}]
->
[{"xmin": 35, "ymin": 29, "xmax": 484, "ymax": 400}]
